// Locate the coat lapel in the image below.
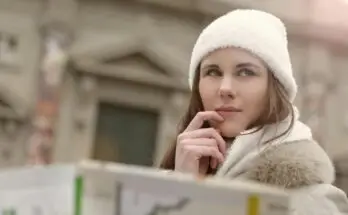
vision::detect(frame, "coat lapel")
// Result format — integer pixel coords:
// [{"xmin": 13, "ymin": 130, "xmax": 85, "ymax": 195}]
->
[{"xmin": 216, "ymin": 113, "xmax": 313, "ymax": 178}]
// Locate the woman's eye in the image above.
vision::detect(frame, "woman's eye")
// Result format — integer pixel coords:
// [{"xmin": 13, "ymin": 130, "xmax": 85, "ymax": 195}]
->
[
  {"xmin": 206, "ymin": 69, "xmax": 221, "ymax": 76},
  {"xmin": 238, "ymin": 69, "xmax": 255, "ymax": 77}
]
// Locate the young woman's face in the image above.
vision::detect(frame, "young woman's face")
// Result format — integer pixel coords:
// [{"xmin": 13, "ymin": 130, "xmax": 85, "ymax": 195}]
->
[{"xmin": 199, "ymin": 47, "xmax": 269, "ymax": 137}]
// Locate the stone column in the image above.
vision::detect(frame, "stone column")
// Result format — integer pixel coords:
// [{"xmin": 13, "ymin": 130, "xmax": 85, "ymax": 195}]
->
[
  {"xmin": 27, "ymin": 0, "xmax": 76, "ymax": 165},
  {"xmin": 27, "ymin": 25, "xmax": 71, "ymax": 165}
]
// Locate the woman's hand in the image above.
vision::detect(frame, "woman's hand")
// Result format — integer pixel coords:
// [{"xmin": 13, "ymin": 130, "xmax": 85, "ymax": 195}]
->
[{"xmin": 174, "ymin": 111, "xmax": 226, "ymax": 175}]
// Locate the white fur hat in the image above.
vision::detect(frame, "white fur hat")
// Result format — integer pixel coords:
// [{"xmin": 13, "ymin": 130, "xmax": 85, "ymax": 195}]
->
[{"xmin": 188, "ymin": 9, "xmax": 297, "ymax": 101}]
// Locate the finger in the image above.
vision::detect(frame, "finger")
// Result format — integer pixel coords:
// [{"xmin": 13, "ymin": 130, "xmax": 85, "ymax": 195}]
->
[
  {"xmin": 179, "ymin": 137, "xmax": 225, "ymax": 157},
  {"xmin": 198, "ymin": 146, "xmax": 224, "ymax": 164},
  {"xmin": 185, "ymin": 111, "xmax": 224, "ymax": 132},
  {"xmin": 210, "ymin": 157, "xmax": 218, "ymax": 169},
  {"xmin": 184, "ymin": 145, "xmax": 224, "ymax": 163},
  {"xmin": 179, "ymin": 138, "xmax": 218, "ymax": 147},
  {"xmin": 180, "ymin": 128, "xmax": 226, "ymax": 154}
]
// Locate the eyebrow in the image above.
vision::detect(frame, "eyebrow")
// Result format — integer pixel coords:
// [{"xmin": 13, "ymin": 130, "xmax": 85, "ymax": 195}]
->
[
  {"xmin": 236, "ymin": 63, "xmax": 261, "ymax": 70},
  {"xmin": 201, "ymin": 62, "xmax": 260, "ymax": 70},
  {"xmin": 201, "ymin": 64, "xmax": 219, "ymax": 70}
]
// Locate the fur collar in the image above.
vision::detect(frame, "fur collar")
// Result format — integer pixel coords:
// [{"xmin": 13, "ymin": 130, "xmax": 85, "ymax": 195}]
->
[
  {"xmin": 216, "ymin": 109, "xmax": 335, "ymax": 189},
  {"xmin": 236, "ymin": 139, "xmax": 335, "ymax": 188}
]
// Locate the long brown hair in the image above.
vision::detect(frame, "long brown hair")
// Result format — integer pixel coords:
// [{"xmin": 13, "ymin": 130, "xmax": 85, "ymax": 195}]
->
[{"xmin": 159, "ymin": 66, "xmax": 294, "ymax": 174}]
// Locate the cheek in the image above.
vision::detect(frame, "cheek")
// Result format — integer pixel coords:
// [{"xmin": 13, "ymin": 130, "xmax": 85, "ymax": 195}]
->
[
  {"xmin": 244, "ymin": 83, "xmax": 268, "ymax": 120},
  {"xmin": 199, "ymin": 80, "xmax": 218, "ymax": 110}
]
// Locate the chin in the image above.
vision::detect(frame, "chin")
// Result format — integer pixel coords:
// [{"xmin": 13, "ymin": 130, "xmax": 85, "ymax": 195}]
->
[{"xmin": 217, "ymin": 123, "xmax": 246, "ymax": 138}]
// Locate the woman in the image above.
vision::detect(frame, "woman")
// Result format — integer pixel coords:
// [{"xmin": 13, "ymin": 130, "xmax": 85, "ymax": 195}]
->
[{"xmin": 160, "ymin": 9, "xmax": 348, "ymax": 214}]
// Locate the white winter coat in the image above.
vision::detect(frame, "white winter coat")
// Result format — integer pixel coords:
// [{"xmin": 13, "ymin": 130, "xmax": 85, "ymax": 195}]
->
[{"xmin": 216, "ymin": 109, "xmax": 348, "ymax": 215}]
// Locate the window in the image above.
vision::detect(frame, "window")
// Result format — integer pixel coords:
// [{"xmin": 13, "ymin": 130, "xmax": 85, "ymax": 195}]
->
[{"xmin": 93, "ymin": 103, "xmax": 159, "ymax": 166}]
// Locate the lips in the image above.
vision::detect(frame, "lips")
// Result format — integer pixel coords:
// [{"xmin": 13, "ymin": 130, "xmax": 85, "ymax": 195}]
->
[
  {"xmin": 215, "ymin": 106, "xmax": 242, "ymax": 117},
  {"xmin": 215, "ymin": 106, "xmax": 242, "ymax": 112}
]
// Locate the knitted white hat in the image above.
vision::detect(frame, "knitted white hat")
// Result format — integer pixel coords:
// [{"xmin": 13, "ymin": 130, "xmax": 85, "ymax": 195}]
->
[{"xmin": 188, "ymin": 9, "xmax": 297, "ymax": 101}]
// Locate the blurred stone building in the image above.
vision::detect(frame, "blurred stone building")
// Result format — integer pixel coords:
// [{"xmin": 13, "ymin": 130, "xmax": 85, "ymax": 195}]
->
[{"xmin": 0, "ymin": 0, "xmax": 347, "ymax": 190}]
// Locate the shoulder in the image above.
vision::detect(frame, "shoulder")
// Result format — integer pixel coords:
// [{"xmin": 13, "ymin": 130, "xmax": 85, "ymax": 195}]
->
[
  {"xmin": 290, "ymin": 184, "xmax": 348, "ymax": 215},
  {"xmin": 241, "ymin": 139, "xmax": 336, "ymax": 188}
]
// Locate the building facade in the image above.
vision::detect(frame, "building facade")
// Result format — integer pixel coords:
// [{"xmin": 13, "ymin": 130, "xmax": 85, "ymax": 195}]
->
[{"xmin": 0, "ymin": 0, "xmax": 347, "ymax": 189}]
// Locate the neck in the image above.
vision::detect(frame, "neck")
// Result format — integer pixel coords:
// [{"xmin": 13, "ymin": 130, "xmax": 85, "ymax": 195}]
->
[{"xmin": 222, "ymin": 137, "xmax": 235, "ymax": 149}]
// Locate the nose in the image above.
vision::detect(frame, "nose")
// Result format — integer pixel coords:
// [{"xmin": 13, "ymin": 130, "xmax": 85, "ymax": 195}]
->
[{"xmin": 218, "ymin": 76, "xmax": 236, "ymax": 99}]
